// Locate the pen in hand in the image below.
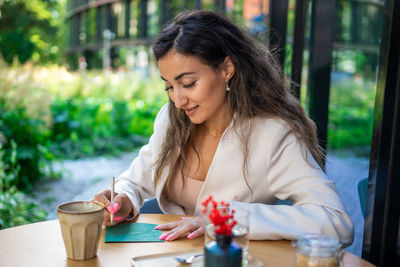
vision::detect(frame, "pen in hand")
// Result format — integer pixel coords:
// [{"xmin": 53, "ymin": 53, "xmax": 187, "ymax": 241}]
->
[{"xmin": 110, "ymin": 176, "xmax": 115, "ymax": 224}]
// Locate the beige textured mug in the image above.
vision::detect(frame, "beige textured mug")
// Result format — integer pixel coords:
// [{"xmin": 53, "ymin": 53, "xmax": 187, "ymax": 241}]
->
[{"xmin": 57, "ymin": 201, "xmax": 104, "ymax": 260}]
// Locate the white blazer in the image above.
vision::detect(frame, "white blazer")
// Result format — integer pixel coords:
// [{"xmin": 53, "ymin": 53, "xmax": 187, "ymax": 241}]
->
[{"xmin": 115, "ymin": 103, "xmax": 354, "ymax": 245}]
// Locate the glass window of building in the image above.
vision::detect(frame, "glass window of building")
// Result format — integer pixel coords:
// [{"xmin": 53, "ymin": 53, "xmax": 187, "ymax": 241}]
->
[
  {"xmin": 285, "ymin": 0, "xmax": 382, "ymax": 256},
  {"xmin": 329, "ymin": 0, "xmax": 383, "ymax": 256}
]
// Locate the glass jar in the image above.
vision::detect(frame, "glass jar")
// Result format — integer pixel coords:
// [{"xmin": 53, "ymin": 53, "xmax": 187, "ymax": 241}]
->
[{"xmin": 292, "ymin": 234, "xmax": 343, "ymax": 267}]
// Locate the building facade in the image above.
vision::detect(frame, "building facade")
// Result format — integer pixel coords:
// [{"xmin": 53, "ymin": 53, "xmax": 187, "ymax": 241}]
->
[{"xmin": 65, "ymin": 0, "xmax": 269, "ymax": 70}]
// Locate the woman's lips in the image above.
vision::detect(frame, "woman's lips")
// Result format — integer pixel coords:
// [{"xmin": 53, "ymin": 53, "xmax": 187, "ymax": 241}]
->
[{"xmin": 184, "ymin": 105, "xmax": 199, "ymax": 116}]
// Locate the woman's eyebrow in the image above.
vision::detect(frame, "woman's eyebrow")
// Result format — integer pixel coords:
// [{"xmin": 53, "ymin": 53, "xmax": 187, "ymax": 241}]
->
[{"xmin": 160, "ymin": 72, "xmax": 196, "ymax": 82}]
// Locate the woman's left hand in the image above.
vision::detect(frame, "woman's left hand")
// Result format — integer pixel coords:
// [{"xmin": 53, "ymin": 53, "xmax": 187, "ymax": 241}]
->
[{"xmin": 155, "ymin": 216, "xmax": 204, "ymax": 241}]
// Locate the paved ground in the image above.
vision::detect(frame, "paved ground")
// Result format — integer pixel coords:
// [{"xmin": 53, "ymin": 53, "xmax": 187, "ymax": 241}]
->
[
  {"xmin": 32, "ymin": 150, "xmax": 368, "ymax": 257},
  {"xmin": 32, "ymin": 151, "xmax": 138, "ymax": 220},
  {"xmin": 325, "ymin": 153, "xmax": 369, "ymax": 257}
]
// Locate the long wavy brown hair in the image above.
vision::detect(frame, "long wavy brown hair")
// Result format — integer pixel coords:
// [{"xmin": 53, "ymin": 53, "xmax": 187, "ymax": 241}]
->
[{"xmin": 152, "ymin": 10, "xmax": 325, "ymax": 200}]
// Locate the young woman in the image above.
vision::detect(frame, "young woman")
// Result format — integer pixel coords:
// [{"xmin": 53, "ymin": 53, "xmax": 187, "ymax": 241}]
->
[{"xmin": 94, "ymin": 10, "xmax": 353, "ymax": 245}]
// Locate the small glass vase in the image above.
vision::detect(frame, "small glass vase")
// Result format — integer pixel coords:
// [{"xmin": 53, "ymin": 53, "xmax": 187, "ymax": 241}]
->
[{"xmin": 204, "ymin": 234, "xmax": 242, "ymax": 267}]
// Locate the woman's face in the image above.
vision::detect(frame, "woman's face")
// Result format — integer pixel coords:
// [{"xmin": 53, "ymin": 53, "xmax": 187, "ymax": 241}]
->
[{"xmin": 158, "ymin": 50, "xmax": 232, "ymax": 125}]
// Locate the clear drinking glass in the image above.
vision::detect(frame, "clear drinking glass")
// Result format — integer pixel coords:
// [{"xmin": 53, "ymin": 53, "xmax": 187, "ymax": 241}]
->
[
  {"xmin": 231, "ymin": 207, "xmax": 250, "ymax": 262},
  {"xmin": 203, "ymin": 206, "xmax": 250, "ymax": 265}
]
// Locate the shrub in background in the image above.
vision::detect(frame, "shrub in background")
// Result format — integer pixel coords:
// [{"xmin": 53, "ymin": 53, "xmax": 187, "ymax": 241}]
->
[
  {"xmin": 0, "ymin": 60, "xmax": 54, "ymax": 191},
  {"xmin": 0, "ymin": 107, "xmax": 53, "ymax": 191},
  {"xmin": 0, "ymin": 143, "xmax": 47, "ymax": 229},
  {"xmin": 0, "ymin": 61, "xmax": 166, "ymax": 228},
  {"xmin": 45, "ymin": 69, "xmax": 166, "ymax": 158},
  {"xmin": 328, "ymin": 78, "xmax": 375, "ymax": 152}
]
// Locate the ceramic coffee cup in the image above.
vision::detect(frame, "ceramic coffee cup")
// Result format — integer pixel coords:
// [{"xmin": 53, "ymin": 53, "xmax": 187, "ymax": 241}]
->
[{"xmin": 57, "ymin": 201, "xmax": 104, "ymax": 260}]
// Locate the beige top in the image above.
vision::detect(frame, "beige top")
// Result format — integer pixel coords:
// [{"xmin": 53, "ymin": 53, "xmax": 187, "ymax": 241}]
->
[
  {"xmin": 116, "ymin": 103, "xmax": 354, "ymax": 244},
  {"xmin": 170, "ymin": 170, "xmax": 204, "ymax": 215}
]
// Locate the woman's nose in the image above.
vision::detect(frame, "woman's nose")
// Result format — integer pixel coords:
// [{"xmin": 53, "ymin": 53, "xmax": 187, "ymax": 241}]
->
[{"xmin": 171, "ymin": 88, "xmax": 188, "ymax": 108}]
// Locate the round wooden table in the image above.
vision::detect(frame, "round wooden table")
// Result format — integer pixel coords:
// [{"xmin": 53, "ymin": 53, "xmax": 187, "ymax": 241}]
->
[{"xmin": 0, "ymin": 214, "xmax": 374, "ymax": 267}]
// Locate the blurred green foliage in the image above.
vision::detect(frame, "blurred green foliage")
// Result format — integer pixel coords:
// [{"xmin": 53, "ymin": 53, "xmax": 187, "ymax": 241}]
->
[
  {"xmin": 0, "ymin": 143, "xmax": 47, "ymax": 229},
  {"xmin": 0, "ymin": 0, "xmax": 66, "ymax": 64},
  {"xmin": 0, "ymin": 107, "xmax": 53, "ymax": 191},
  {"xmin": 43, "ymin": 68, "xmax": 167, "ymax": 159},
  {"xmin": 48, "ymin": 96, "xmax": 163, "ymax": 159},
  {"xmin": 328, "ymin": 78, "xmax": 375, "ymax": 152},
  {"xmin": 0, "ymin": 58, "xmax": 166, "ymax": 178},
  {"xmin": 333, "ymin": 0, "xmax": 382, "ymax": 80},
  {"xmin": 0, "ymin": 60, "xmax": 166, "ymax": 228},
  {"xmin": 0, "ymin": 59, "xmax": 55, "ymax": 191}
]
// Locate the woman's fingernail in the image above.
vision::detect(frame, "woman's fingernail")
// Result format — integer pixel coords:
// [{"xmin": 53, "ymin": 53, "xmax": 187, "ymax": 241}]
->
[
  {"xmin": 114, "ymin": 216, "xmax": 123, "ymax": 221},
  {"xmin": 187, "ymin": 233, "xmax": 195, "ymax": 239},
  {"xmin": 165, "ymin": 234, "xmax": 175, "ymax": 241},
  {"xmin": 159, "ymin": 233, "xmax": 168, "ymax": 240},
  {"xmin": 113, "ymin": 202, "xmax": 120, "ymax": 212},
  {"xmin": 107, "ymin": 205, "xmax": 115, "ymax": 214},
  {"xmin": 154, "ymin": 225, "xmax": 160, "ymax": 230}
]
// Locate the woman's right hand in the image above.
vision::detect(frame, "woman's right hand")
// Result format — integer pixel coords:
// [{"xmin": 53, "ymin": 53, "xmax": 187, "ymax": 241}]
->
[{"xmin": 93, "ymin": 189, "xmax": 134, "ymax": 226}]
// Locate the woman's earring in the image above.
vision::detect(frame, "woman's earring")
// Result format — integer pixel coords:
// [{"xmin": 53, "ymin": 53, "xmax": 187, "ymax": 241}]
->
[{"xmin": 225, "ymin": 83, "xmax": 230, "ymax": 92}]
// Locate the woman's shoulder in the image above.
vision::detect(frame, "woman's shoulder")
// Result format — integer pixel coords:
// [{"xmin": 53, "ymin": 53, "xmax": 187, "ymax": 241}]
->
[
  {"xmin": 251, "ymin": 115, "xmax": 300, "ymax": 146},
  {"xmin": 253, "ymin": 115, "xmax": 291, "ymax": 134}
]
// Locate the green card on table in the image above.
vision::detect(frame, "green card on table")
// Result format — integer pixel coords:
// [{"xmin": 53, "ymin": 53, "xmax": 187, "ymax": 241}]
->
[{"xmin": 105, "ymin": 222, "xmax": 163, "ymax": 243}]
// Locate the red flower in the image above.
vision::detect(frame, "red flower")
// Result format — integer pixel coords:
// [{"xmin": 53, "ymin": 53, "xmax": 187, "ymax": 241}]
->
[{"xmin": 202, "ymin": 196, "xmax": 237, "ymax": 236}]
